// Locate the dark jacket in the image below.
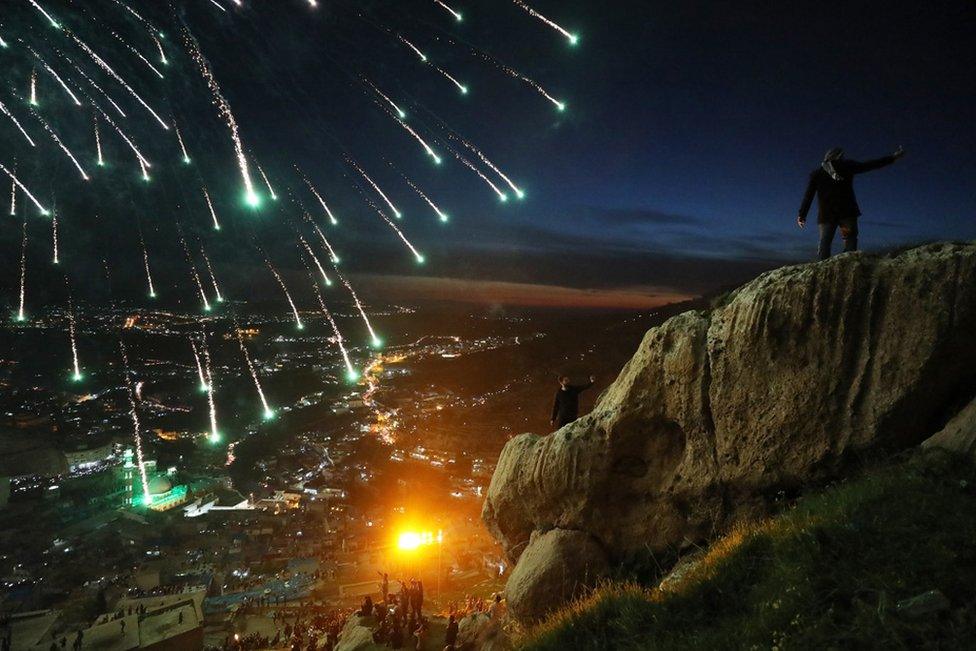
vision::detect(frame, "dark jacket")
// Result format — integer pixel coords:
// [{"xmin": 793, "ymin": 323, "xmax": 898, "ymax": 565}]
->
[
  {"xmin": 799, "ymin": 155, "xmax": 896, "ymax": 224},
  {"xmin": 551, "ymin": 380, "xmax": 594, "ymax": 424}
]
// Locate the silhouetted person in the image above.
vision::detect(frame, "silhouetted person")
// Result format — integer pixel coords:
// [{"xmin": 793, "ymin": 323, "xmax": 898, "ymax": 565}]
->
[
  {"xmin": 798, "ymin": 146, "xmax": 905, "ymax": 260},
  {"xmin": 379, "ymin": 572, "xmax": 389, "ymax": 603},
  {"xmin": 551, "ymin": 375, "xmax": 596, "ymax": 429},
  {"xmin": 360, "ymin": 595, "xmax": 374, "ymax": 617},
  {"xmin": 444, "ymin": 614, "xmax": 458, "ymax": 648}
]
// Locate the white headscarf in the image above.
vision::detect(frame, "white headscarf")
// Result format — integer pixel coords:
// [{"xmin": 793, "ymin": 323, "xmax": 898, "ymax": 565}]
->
[{"xmin": 822, "ymin": 147, "xmax": 844, "ymax": 181}]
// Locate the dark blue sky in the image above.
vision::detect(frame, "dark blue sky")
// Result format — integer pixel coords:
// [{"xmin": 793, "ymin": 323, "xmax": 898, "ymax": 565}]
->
[{"xmin": 2, "ymin": 1, "xmax": 974, "ymax": 309}]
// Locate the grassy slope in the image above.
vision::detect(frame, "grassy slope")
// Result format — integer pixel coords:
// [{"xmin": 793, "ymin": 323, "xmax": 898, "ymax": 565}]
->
[{"xmin": 521, "ymin": 453, "xmax": 976, "ymax": 650}]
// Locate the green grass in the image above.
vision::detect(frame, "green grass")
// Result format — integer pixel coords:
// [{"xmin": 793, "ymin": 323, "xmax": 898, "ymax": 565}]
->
[{"xmin": 521, "ymin": 453, "xmax": 976, "ymax": 650}]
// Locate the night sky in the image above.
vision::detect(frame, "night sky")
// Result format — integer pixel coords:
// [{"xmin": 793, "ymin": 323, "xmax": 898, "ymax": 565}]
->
[{"xmin": 1, "ymin": 1, "xmax": 974, "ymax": 310}]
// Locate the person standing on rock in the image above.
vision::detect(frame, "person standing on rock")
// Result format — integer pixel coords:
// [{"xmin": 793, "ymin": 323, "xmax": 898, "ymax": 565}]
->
[
  {"xmin": 551, "ymin": 375, "xmax": 596, "ymax": 429},
  {"xmin": 797, "ymin": 145, "xmax": 906, "ymax": 260}
]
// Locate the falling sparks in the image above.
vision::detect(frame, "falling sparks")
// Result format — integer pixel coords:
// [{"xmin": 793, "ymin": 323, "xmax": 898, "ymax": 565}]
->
[
  {"xmin": 200, "ymin": 333, "xmax": 221, "ymax": 443},
  {"xmin": 189, "ymin": 339, "xmax": 208, "ymax": 392},
  {"xmin": 139, "ymin": 231, "xmax": 156, "ymax": 298},
  {"xmin": 107, "ymin": 28, "xmax": 165, "ymax": 79},
  {"xmin": 94, "ymin": 115, "xmax": 104, "ymax": 166},
  {"xmin": 8, "ymin": 171, "xmax": 15, "ymax": 216},
  {"xmin": 299, "ymin": 235, "xmax": 332, "ymax": 286},
  {"xmin": 451, "ymin": 133, "xmax": 524, "ymax": 198},
  {"xmin": 119, "ymin": 338, "xmax": 152, "ymax": 500},
  {"xmin": 365, "ymin": 79, "xmax": 407, "ymax": 119},
  {"xmin": 300, "ymin": 255, "xmax": 358, "ymax": 380},
  {"xmin": 25, "ymin": 47, "xmax": 83, "ymax": 106},
  {"xmin": 432, "ymin": 63, "xmax": 469, "ymax": 95},
  {"xmin": 0, "ymin": 161, "xmax": 50, "ymax": 215},
  {"xmin": 476, "ymin": 50, "xmax": 566, "ymax": 111},
  {"xmin": 67, "ymin": 31, "xmax": 171, "ymax": 130},
  {"xmin": 335, "ymin": 268, "xmax": 381, "ymax": 348},
  {"xmin": 179, "ymin": 231, "xmax": 211, "ymax": 312},
  {"xmin": 449, "ymin": 149, "xmax": 508, "ymax": 201},
  {"xmin": 67, "ymin": 305, "xmax": 82, "ymax": 381},
  {"xmin": 199, "ymin": 244, "xmax": 225, "ymax": 302},
  {"xmin": 28, "ymin": 108, "xmax": 90, "ymax": 181},
  {"xmin": 51, "ymin": 211, "xmax": 59, "ymax": 264},
  {"xmin": 256, "ymin": 163, "xmax": 278, "ymax": 200},
  {"xmin": 297, "ymin": 168, "xmax": 339, "ymax": 225},
  {"xmin": 265, "ymin": 258, "xmax": 304, "ymax": 330},
  {"xmin": 16, "ymin": 217, "xmax": 27, "ymax": 322},
  {"xmin": 27, "ymin": 0, "xmax": 60, "ymax": 29},
  {"xmin": 181, "ymin": 26, "xmax": 259, "ymax": 207},
  {"xmin": 152, "ymin": 35, "xmax": 168, "ymax": 65},
  {"xmin": 235, "ymin": 327, "xmax": 274, "ymax": 419},
  {"xmin": 512, "ymin": 0, "xmax": 579, "ymax": 45},
  {"xmin": 175, "ymin": 123, "xmax": 191, "ymax": 163},
  {"xmin": 390, "ymin": 113, "xmax": 442, "ymax": 164},
  {"xmin": 404, "ymin": 176, "xmax": 449, "ymax": 222},
  {"xmin": 362, "ymin": 194, "xmax": 426, "ymax": 264},
  {"xmin": 434, "ymin": 0, "xmax": 463, "ymax": 22},
  {"xmin": 67, "ymin": 57, "xmax": 127, "ymax": 117},
  {"xmin": 396, "ymin": 33, "xmax": 428, "ymax": 62},
  {"xmin": 89, "ymin": 99, "xmax": 151, "ymax": 169},
  {"xmin": 203, "ymin": 187, "xmax": 221, "ymax": 231},
  {"xmin": 348, "ymin": 158, "xmax": 402, "ymax": 219},
  {"xmin": 29, "ymin": 69, "xmax": 38, "ymax": 105},
  {"xmin": 303, "ymin": 212, "xmax": 341, "ymax": 263},
  {"xmin": 0, "ymin": 99, "xmax": 36, "ymax": 147}
]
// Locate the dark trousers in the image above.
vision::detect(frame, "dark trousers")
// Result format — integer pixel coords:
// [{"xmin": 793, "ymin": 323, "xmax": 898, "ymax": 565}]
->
[{"xmin": 818, "ymin": 221, "xmax": 858, "ymax": 260}]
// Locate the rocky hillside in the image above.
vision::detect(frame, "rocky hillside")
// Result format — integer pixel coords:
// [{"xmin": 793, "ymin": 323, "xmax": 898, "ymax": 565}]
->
[{"xmin": 482, "ymin": 242, "xmax": 976, "ymax": 624}]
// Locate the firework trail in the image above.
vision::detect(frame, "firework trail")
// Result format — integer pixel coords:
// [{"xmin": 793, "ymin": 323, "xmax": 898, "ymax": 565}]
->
[
  {"xmin": 475, "ymin": 50, "xmax": 565, "ymax": 111},
  {"xmin": 175, "ymin": 123, "xmax": 191, "ymax": 163},
  {"xmin": 199, "ymin": 244, "xmax": 225, "ymax": 302},
  {"xmin": 302, "ymin": 211, "xmax": 341, "ymax": 263},
  {"xmin": 66, "ymin": 297, "xmax": 82, "ymax": 381},
  {"xmin": 512, "ymin": 0, "xmax": 579, "ymax": 45},
  {"xmin": 94, "ymin": 115, "xmax": 104, "ymax": 166},
  {"xmin": 296, "ymin": 168, "xmax": 338, "ymax": 224},
  {"xmin": 52, "ymin": 211, "xmax": 59, "ymax": 264},
  {"xmin": 66, "ymin": 57, "xmax": 127, "ymax": 117},
  {"xmin": 347, "ymin": 158, "xmax": 402, "ymax": 218},
  {"xmin": 29, "ymin": 69, "xmax": 38, "ymax": 105},
  {"xmin": 449, "ymin": 132, "xmax": 524, "ymax": 198},
  {"xmin": 387, "ymin": 112, "xmax": 442, "ymax": 164},
  {"xmin": 0, "ymin": 161, "xmax": 50, "ymax": 214},
  {"xmin": 181, "ymin": 25, "xmax": 259, "ymax": 207},
  {"xmin": 432, "ymin": 63, "xmax": 469, "ymax": 95},
  {"xmin": 434, "ymin": 0, "xmax": 463, "ymax": 22},
  {"xmin": 0, "ymin": 99, "xmax": 36, "ymax": 147},
  {"xmin": 189, "ymin": 338, "xmax": 208, "ymax": 391},
  {"xmin": 8, "ymin": 170, "xmax": 15, "ymax": 216},
  {"xmin": 362, "ymin": 194, "xmax": 425, "ymax": 263},
  {"xmin": 235, "ymin": 326, "xmax": 274, "ymax": 419},
  {"xmin": 139, "ymin": 158, "xmax": 150, "ymax": 182},
  {"xmin": 88, "ymin": 97, "xmax": 151, "ymax": 168},
  {"xmin": 256, "ymin": 163, "xmax": 278, "ymax": 200},
  {"xmin": 27, "ymin": 0, "xmax": 60, "ymax": 28},
  {"xmin": 203, "ymin": 187, "xmax": 221, "ymax": 231},
  {"xmin": 333, "ymin": 267, "xmax": 381, "ymax": 347},
  {"xmin": 207, "ymin": 0, "xmax": 228, "ymax": 13},
  {"xmin": 110, "ymin": 0, "xmax": 159, "ymax": 35},
  {"xmin": 152, "ymin": 36, "xmax": 168, "ymax": 65},
  {"xmin": 16, "ymin": 217, "xmax": 27, "ymax": 322},
  {"xmin": 0, "ymin": 34, "xmax": 8, "ymax": 49},
  {"xmin": 138, "ymin": 230, "xmax": 156, "ymax": 298},
  {"xmin": 298, "ymin": 235, "xmax": 332, "ymax": 286},
  {"xmin": 27, "ymin": 108, "xmax": 90, "ymax": 180},
  {"xmin": 179, "ymin": 230, "xmax": 211, "ymax": 312},
  {"xmin": 118, "ymin": 338, "xmax": 152, "ymax": 501},
  {"xmin": 365, "ymin": 79, "xmax": 406, "ymax": 119},
  {"xmin": 265, "ymin": 258, "xmax": 304, "ymax": 329},
  {"xmin": 107, "ymin": 28, "xmax": 165, "ymax": 79},
  {"xmin": 67, "ymin": 31, "xmax": 170, "ymax": 129},
  {"xmin": 298, "ymin": 253, "xmax": 358, "ymax": 379},
  {"xmin": 199, "ymin": 332, "xmax": 221, "ymax": 443},
  {"xmin": 396, "ymin": 33, "xmax": 428, "ymax": 62},
  {"xmin": 404, "ymin": 175, "xmax": 449, "ymax": 222},
  {"xmin": 24, "ymin": 47, "xmax": 83, "ymax": 106},
  {"xmin": 448, "ymin": 148, "xmax": 508, "ymax": 201}
]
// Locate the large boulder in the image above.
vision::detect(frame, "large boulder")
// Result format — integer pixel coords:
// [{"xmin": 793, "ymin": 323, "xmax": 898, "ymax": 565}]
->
[
  {"xmin": 505, "ymin": 528, "xmax": 609, "ymax": 623},
  {"xmin": 922, "ymin": 395, "xmax": 976, "ymax": 460},
  {"xmin": 483, "ymin": 243, "xmax": 976, "ymax": 621},
  {"xmin": 335, "ymin": 615, "xmax": 374, "ymax": 651}
]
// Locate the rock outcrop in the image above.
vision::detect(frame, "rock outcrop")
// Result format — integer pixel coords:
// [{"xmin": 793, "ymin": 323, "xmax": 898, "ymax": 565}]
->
[
  {"xmin": 483, "ymin": 243, "xmax": 976, "ymax": 622},
  {"xmin": 922, "ymin": 395, "xmax": 976, "ymax": 461}
]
